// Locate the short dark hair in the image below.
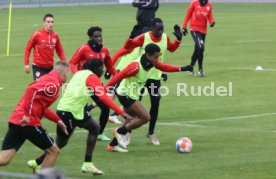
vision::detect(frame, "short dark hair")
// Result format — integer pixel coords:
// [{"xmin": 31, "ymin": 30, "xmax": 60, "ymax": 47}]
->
[
  {"xmin": 43, "ymin": 13, "xmax": 54, "ymax": 21},
  {"xmin": 151, "ymin": 18, "xmax": 163, "ymax": 27},
  {"xmin": 87, "ymin": 26, "xmax": 102, "ymax": 37},
  {"xmin": 82, "ymin": 58, "xmax": 103, "ymax": 73},
  {"xmin": 145, "ymin": 43, "xmax": 161, "ymax": 56}
]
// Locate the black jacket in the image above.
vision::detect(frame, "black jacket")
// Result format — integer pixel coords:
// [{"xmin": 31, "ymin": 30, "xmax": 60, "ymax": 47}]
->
[{"xmin": 132, "ymin": 0, "xmax": 159, "ymax": 29}]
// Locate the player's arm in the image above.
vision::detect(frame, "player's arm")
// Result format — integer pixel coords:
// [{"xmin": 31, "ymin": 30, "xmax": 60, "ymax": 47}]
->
[
  {"xmin": 103, "ymin": 49, "xmax": 117, "ymax": 75},
  {"xmin": 24, "ymin": 32, "xmax": 38, "ymax": 73},
  {"xmin": 86, "ymin": 74, "xmax": 125, "ymax": 116},
  {"xmin": 124, "ymin": 34, "xmax": 145, "ymax": 49},
  {"xmin": 208, "ymin": 5, "xmax": 215, "ymax": 27},
  {"xmin": 112, "ymin": 47, "xmax": 134, "ymax": 65},
  {"xmin": 55, "ymin": 35, "xmax": 67, "ymax": 61},
  {"xmin": 141, "ymin": 0, "xmax": 157, "ymax": 9},
  {"xmin": 105, "ymin": 62, "xmax": 140, "ymax": 87},
  {"xmin": 155, "ymin": 60, "xmax": 193, "ymax": 72},
  {"xmin": 166, "ymin": 35, "xmax": 181, "ymax": 52},
  {"xmin": 182, "ymin": 1, "xmax": 194, "ymax": 30},
  {"xmin": 44, "ymin": 108, "xmax": 68, "ymax": 135},
  {"xmin": 69, "ymin": 46, "xmax": 83, "ymax": 74}
]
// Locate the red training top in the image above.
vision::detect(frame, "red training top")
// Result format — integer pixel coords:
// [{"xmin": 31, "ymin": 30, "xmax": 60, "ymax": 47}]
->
[
  {"xmin": 9, "ymin": 70, "xmax": 63, "ymax": 126},
  {"xmin": 24, "ymin": 29, "xmax": 66, "ymax": 68},
  {"xmin": 85, "ymin": 74, "xmax": 125, "ymax": 116},
  {"xmin": 69, "ymin": 43, "xmax": 116, "ymax": 75},
  {"xmin": 182, "ymin": 0, "xmax": 215, "ymax": 34}
]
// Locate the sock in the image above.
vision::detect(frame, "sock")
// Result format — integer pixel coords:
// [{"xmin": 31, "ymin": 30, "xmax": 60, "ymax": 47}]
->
[
  {"xmin": 117, "ymin": 126, "xmax": 129, "ymax": 135},
  {"xmin": 35, "ymin": 154, "xmax": 46, "ymax": 165},
  {"xmin": 110, "ymin": 138, "xmax": 118, "ymax": 146},
  {"xmin": 84, "ymin": 155, "xmax": 92, "ymax": 162}
]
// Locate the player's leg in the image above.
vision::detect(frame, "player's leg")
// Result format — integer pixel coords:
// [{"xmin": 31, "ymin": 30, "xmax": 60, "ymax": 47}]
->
[
  {"xmin": 0, "ymin": 123, "xmax": 26, "ymax": 166},
  {"xmin": 197, "ymin": 33, "xmax": 206, "ymax": 77},
  {"xmin": 191, "ymin": 31, "xmax": 205, "ymax": 76},
  {"xmin": 28, "ymin": 110, "xmax": 76, "ymax": 169},
  {"xmin": 31, "ymin": 65, "xmax": 53, "ymax": 80},
  {"xmin": 91, "ymin": 94, "xmax": 111, "ymax": 141},
  {"xmin": 146, "ymin": 79, "xmax": 161, "ymax": 145},
  {"xmin": 26, "ymin": 126, "xmax": 59, "ymax": 168},
  {"xmin": 79, "ymin": 115, "xmax": 103, "ymax": 175}
]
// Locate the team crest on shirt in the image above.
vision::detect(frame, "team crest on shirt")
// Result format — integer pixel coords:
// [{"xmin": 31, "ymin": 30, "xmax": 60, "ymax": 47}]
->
[
  {"xmin": 207, "ymin": 7, "xmax": 210, "ymax": 11},
  {"xmin": 101, "ymin": 53, "xmax": 105, "ymax": 59},
  {"xmin": 52, "ymin": 38, "xmax": 56, "ymax": 44}
]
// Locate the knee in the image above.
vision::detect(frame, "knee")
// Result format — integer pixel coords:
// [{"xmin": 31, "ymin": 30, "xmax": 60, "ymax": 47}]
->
[
  {"xmin": 142, "ymin": 113, "xmax": 151, "ymax": 123},
  {"xmin": 0, "ymin": 158, "xmax": 10, "ymax": 166},
  {"xmin": 56, "ymin": 138, "xmax": 68, "ymax": 149},
  {"xmin": 46, "ymin": 144, "xmax": 60, "ymax": 156},
  {"xmin": 151, "ymin": 95, "xmax": 161, "ymax": 107},
  {"xmin": 89, "ymin": 123, "xmax": 100, "ymax": 135}
]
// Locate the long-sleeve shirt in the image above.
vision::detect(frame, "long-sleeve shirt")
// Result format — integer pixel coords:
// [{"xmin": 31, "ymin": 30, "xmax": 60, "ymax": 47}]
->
[
  {"xmin": 124, "ymin": 31, "xmax": 181, "ymax": 52},
  {"xmin": 112, "ymin": 48, "xmax": 134, "ymax": 65},
  {"xmin": 105, "ymin": 60, "xmax": 181, "ymax": 88},
  {"xmin": 85, "ymin": 74, "xmax": 125, "ymax": 116},
  {"xmin": 69, "ymin": 43, "xmax": 116, "ymax": 75},
  {"xmin": 182, "ymin": 0, "xmax": 214, "ymax": 34},
  {"xmin": 24, "ymin": 29, "xmax": 66, "ymax": 68},
  {"xmin": 9, "ymin": 70, "xmax": 62, "ymax": 126}
]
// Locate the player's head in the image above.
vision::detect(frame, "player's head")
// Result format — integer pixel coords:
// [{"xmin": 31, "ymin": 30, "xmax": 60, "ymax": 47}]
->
[
  {"xmin": 151, "ymin": 18, "xmax": 164, "ymax": 38},
  {"xmin": 141, "ymin": 43, "xmax": 161, "ymax": 70},
  {"xmin": 53, "ymin": 61, "xmax": 70, "ymax": 83},
  {"xmin": 87, "ymin": 26, "xmax": 103, "ymax": 52},
  {"xmin": 199, "ymin": 0, "xmax": 208, "ymax": 6},
  {"xmin": 82, "ymin": 59, "xmax": 104, "ymax": 77},
  {"xmin": 43, "ymin": 13, "xmax": 54, "ymax": 32}
]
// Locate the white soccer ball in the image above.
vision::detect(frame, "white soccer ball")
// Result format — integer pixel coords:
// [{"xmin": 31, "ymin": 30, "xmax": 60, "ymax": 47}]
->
[{"xmin": 176, "ymin": 137, "xmax": 193, "ymax": 153}]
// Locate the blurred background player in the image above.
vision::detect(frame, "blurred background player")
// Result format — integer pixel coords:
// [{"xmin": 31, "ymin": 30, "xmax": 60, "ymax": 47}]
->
[
  {"xmin": 27, "ymin": 59, "xmax": 134, "ymax": 175},
  {"xmin": 182, "ymin": 0, "xmax": 215, "ymax": 77},
  {"xmin": 69, "ymin": 26, "xmax": 117, "ymax": 141},
  {"xmin": 0, "ymin": 61, "xmax": 70, "ymax": 169},
  {"xmin": 105, "ymin": 44, "xmax": 193, "ymax": 151},
  {"xmin": 24, "ymin": 13, "xmax": 66, "ymax": 80},
  {"xmin": 132, "ymin": 0, "xmax": 159, "ymax": 33}
]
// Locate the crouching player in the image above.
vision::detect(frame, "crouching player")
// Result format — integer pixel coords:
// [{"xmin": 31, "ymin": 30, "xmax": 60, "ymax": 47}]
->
[
  {"xmin": 106, "ymin": 43, "xmax": 193, "ymax": 151},
  {"xmin": 27, "ymin": 59, "xmax": 134, "ymax": 175},
  {"xmin": 0, "ymin": 62, "xmax": 70, "ymax": 169}
]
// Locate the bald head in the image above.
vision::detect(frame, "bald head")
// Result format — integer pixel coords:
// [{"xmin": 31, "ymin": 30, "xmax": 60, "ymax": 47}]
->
[{"xmin": 54, "ymin": 61, "xmax": 70, "ymax": 82}]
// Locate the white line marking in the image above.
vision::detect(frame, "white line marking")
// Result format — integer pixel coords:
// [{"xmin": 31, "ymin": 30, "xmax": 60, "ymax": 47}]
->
[
  {"xmin": 0, "ymin": 54, "xmax": 23, "ymax": 58},
  {"xmin": 236, "ymin": 39, "xmax": 276, "ymax": 43},
  {"xmin": 233, "ymin": 68, "xmax": 276, "ymax": 71}
]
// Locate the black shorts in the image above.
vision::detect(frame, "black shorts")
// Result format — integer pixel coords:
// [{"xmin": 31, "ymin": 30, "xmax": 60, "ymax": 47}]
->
[
  {"xmin": 117, "ymin": 94, "xmax": 136, "ymax": 109},
  {"xmin": 56, "ymin": 108, "xmax": 91, "ymax": 138},
  {"xmin": 1, "ymin": 123, "xmax": 54, "ymax": 151},
  {"xmin": 32, "ymin": 64, "xmax": 53, "ymax": 80}
]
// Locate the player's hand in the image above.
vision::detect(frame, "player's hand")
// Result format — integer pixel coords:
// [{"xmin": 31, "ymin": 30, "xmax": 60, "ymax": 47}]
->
[
  {"xmin": 57, "ymin": 120, "xmax": 68, "ymax": 135},
  {"xmin": 104, "ymin": 71, "xmax": 112, "ymax": 80},
  {"xmin": 180, "ymin": 65, "xmax": 193, "ymax": 72},
  {"xmin": 24, "ymin": 65, "xmax": 30, "ymax": 73},
  {"xmin": 130, "ymin": 24, "xmax": 141, "ymax": 39},
  {"xmin": 20, "ymin": 115, "xmax": 30, "ymax": 126},
  {"xmin": 182, "ymin": 28, "xmax": 188, "ymax": 36},
  {"xmin": 161, "ymin": 73, "xmax": 168, "ymax": 82},
  {"xmin": 122, "ymin": 113, "xmax": 135, "ymax": 123},
  {"xmin": 173, "ymin": 25, "xmax": 182, "ymax": 41},
  {"xmin": 210, "ymin": 22, "xmax": 215, "ymax": 27}
]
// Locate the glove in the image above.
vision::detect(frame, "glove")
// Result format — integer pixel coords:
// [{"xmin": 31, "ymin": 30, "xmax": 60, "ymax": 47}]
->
[
  {"xmin": 86, "ymin": 102, "xmax": 97, "ymax": 112},
  {"xmin": 104, "ymin": 71, "xmax": 111, "ymax": 80},
  {"xmin": 180, "ymin": 65, "xmax": 193, "ymax": 72},
  {"xmin": 130, "ymin": 24, "xmax": 141, "ymax": 39},
  {"xmin": 182, "ymin": 28, "xmax": 188, "ymax": 36},
  {"xmin": 210, "ymin": 22, "xmax": 215, "ymax": 27},
  {"xmin": 161, "ymin": 73, "xmax": 168, "ymax": 82},
  {"xmin": 173, "ymin": 25, "xmax": 182, "ymax": 41}
]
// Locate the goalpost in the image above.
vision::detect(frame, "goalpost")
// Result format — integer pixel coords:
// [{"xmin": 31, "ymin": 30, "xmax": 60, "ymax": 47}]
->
[{"xmin": 6, "ymin": 0, "xmax": 12, "ymax": 56}]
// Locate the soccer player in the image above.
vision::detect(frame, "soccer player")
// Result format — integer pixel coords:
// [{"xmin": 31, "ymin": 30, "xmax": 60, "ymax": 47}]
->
[
  {"xmin": 69, "ymin": 26, "xmax": 117, "ymax": 141},
  {"xmin": 132, "ymin": 0, "xmax": 159, "ymax": 33},
  {"xmin": 28, "ymin": 59, "xmax": 134, "ymax": 175},
  {"xmin": 0, "ymin": 61, "xmax": 70, "ymax": 169},
  {"xmin": 112, "ymin": 18, "xmax": 183, "ymax": 145},
  {"xmin": 182, "ymin": 0, "xmax": 215, "ymax": 77},
  {"xmin": 24, "ymin": 13, "xmax": 66, "ymax": 80},
  {"xmin": 106, "ymin": 43, "xmax": 193, "ymax": 151}
]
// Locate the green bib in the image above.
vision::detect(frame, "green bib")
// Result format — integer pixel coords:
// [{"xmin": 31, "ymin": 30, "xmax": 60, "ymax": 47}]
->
[
  {"xmin": 57, "ymin": 70, "xmax": 93, "ymax": 120},
  {"xmin": 142, "ymin": 32, "xmax": 167, "ymax": 80},
  {"xmin": 116, "ymin": 59, "xmax": 149, "ymax": 100},
  {"xmin": 116, "ymin": 48, "xmax": 143, "ymax": 71}
]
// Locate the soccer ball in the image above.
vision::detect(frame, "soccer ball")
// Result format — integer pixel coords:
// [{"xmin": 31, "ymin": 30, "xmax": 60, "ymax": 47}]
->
[{"xmin": 176, "ymin": 137, "xmax": 192, "ymax": 153}]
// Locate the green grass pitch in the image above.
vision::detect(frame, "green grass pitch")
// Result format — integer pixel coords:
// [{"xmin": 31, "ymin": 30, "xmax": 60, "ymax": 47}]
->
[{"xmin": 0, "ymin": 3, "xmax": 276, "ymax": 179}]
